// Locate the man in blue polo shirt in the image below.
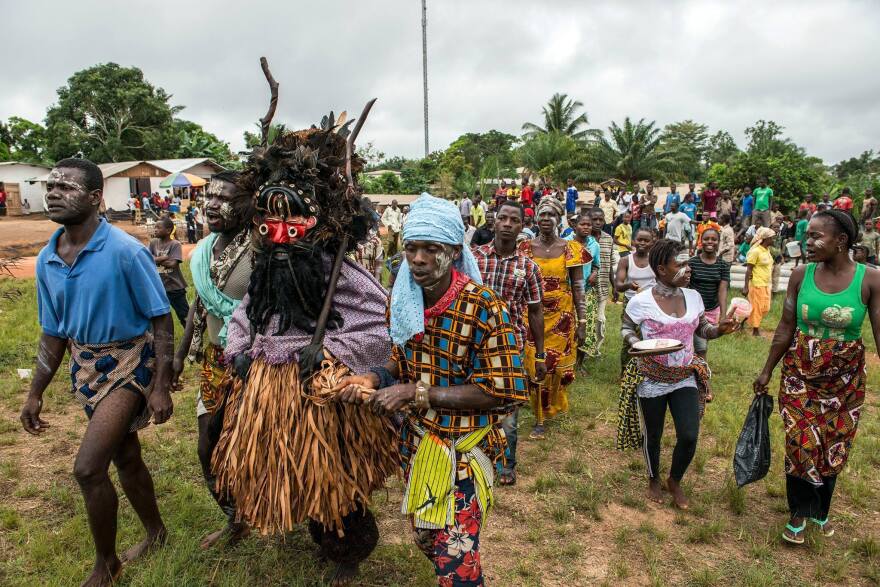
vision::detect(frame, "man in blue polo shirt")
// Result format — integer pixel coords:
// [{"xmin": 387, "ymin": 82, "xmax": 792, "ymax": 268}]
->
[
  {"xmin": 19, "ymin": 158, "xmax": 174, "ymax": 587},
  {"xmin": 566, "ymin": 178, "xmax": 579, "ymax": 215}
]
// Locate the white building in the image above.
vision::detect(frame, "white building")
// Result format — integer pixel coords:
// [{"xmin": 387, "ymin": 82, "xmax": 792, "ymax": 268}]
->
[
  {"xmin": 26, "ymin": 158, "xmax": 226, "ymax": 212},
  {"xmin": 0, "ymin": 162, "xmax": 51, "ymax": 215}
]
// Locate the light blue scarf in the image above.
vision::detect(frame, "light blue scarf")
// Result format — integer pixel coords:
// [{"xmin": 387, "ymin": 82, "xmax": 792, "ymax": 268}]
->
[
  {"xmin": 190, "ymin": 233, "xmax": 241, "ymax": 347},
  {"xmin": 389, "ymin": 193, "xmax": 482, "ymax": 345}
]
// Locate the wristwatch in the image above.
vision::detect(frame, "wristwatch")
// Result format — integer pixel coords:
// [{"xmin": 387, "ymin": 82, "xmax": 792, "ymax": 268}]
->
[
  {"xmin": 414, "ymin": 381, "xmax": 432, "ymax": 410},
  {"xmin": 534, "ymin": 352, "xmax": 546, "ymax": 361}
]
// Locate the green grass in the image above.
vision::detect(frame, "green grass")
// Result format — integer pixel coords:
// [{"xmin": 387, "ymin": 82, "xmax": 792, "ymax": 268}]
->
[{"xmin": 0, "ymin": 274, "xmax": 878, "ymax": 586}]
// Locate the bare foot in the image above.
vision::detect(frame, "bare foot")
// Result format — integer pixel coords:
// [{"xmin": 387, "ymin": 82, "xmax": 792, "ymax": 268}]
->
[
  {"xmin": 120, "ymin": 526, "xmax": 167, "ymax": 563},
  {"xmin": 330, "ymin": 562, "xmax": 360, "ymax": 586},
  {"xmin": 646, "ymin": 478, "xmax": 664, "ymax": 504},
  {"xmin": 200, "ymin": 522, "xmax": 251, "ymax": 549},
  {"xmin": 667, "ymin": 476, "xmax": 689, "ymax": 509},
  {"xmin": 80, "ymin": 558, "xmax": 122, "ymax": 587}
]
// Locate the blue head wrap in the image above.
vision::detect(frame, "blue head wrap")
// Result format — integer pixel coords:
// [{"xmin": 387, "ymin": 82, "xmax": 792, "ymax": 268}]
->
[{"xmin": 389, "ymin": 193, "xmax": 482, "ymax": 345}]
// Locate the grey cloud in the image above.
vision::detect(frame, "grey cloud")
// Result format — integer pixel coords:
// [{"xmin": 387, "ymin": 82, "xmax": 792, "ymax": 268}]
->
[{"xmin": 0, "ymin": 0, "xmax": 877, "ymax": 163}]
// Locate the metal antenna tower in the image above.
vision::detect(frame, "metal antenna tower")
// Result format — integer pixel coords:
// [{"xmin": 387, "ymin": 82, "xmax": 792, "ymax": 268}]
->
[{"xmin": 421, "ymin": 0, "xmax": 429, "ymax": 156}]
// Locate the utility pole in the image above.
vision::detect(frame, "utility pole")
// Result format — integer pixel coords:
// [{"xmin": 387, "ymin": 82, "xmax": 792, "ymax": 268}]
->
[{"xmin": 421, "ymin": 0, "xmax": 429, "ymax": 157}]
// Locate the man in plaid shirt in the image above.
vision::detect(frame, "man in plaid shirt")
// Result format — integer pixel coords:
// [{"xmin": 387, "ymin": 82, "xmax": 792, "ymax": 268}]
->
[
  {"xmin": 590, "ymin": 208, "xmax": 619, "ymax": 352},
  {"xmin": 473, "ymin": 200, "xmax": 546, "ymax": 486},
  {"xmin": 334, "ymin": 194, "xmax": 527, "ymax": 585}
]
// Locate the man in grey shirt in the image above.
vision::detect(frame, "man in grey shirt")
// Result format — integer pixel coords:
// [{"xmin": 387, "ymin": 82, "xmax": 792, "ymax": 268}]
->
[
  {"xmin": 664, "ymin": 201, "xmax": 693, "ymax": 249},
  {"xmin": 459, "ymin": 194, "xmax": 473, "ymax": 225}
]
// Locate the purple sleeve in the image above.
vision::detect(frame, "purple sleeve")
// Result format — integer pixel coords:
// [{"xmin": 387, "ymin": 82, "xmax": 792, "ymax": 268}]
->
[{"xmin": 224, "ymin": 294, "xmax": 252, "ymax": 359}]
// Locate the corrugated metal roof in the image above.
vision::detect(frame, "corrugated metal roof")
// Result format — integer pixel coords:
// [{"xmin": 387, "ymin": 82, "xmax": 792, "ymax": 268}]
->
[
  {"xmin": 29, "ymin": 160, "xmax": 159, "ymax": 182},
  {"xmin": 97, "ymin": 161, "xmax": 145, "ymax": 177},
  {"xmin": 0, "ymin": 161, "xmax": 51, "ymax": 168},
  {"xmin": 147, "ymin": 158, "xmax": 225, "ymax": 174}
]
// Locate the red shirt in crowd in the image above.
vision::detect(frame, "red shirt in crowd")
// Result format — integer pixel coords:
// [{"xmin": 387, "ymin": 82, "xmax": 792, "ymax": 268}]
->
[
  {"xmin": 798, "ymin": 201, "xmax": 817, "ymax": 215},
  {"xmin": 833, "ymin": 197, "xmax": 853, "ymax": 211},
  {"xmin": 702, "ymin": 189, "xmax": 721, "ymax": 213},
  {"xmin": 521, "ymin": 185, "xmax": 534, "ymax": 207}
]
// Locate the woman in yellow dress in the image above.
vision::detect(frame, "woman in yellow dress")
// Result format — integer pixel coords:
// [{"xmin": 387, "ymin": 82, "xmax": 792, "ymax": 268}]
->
[{"xmin": 519, "ymin": 197, "xmax": 589, "ymax": 439}]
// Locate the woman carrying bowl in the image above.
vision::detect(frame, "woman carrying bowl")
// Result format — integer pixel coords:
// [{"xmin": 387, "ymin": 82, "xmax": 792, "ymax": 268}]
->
[
  {"xmin": 617, "ymin": 239, "xmax": 740, "ymax": 508},
  {"xmin": 754, "ymin": 210, "xmax": 880, "ymax": 544}
]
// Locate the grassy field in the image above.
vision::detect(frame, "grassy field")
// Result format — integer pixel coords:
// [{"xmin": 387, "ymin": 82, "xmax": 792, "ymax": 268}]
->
[{"xmin": 0, "ymin": 269, "xmax": 878, "ymax": 586}]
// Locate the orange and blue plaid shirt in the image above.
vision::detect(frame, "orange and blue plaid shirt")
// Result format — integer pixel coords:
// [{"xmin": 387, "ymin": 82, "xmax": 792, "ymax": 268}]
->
[{"xmin": 391, "ymin": 279, "xmax": 529, "ymax": 470}]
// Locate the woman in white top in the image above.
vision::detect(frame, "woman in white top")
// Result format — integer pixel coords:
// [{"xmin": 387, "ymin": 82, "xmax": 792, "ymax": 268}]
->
[
  {"xmin": 615, "ymin": 227, "xmax": 657, "ymax": 372},
  {"xmin": 619, "ymin": 239, "xmax": 739, "ymax": 508}
]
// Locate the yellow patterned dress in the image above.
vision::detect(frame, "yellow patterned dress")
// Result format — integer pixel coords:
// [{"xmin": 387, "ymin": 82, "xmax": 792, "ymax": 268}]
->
[{"xmin": 519, "ymin": 239, "xmax": 590, "ymax": 419}]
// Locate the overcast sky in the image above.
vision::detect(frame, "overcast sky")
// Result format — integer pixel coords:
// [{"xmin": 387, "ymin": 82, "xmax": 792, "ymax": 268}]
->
[{"xmin": 2, "ymin": 0, "xmax": 877, "ymax": 164}]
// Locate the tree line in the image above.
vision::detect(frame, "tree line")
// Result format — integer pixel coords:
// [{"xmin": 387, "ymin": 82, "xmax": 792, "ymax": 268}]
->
[{"xmin": 2, "ymin": 66, "xmax": 877, "ymax": 213}]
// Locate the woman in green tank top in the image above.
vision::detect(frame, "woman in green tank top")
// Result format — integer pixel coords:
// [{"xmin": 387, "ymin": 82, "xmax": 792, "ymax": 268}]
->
[{"xmin": 754, "ymin": 210, "xmax": 880, "ymax": 545}]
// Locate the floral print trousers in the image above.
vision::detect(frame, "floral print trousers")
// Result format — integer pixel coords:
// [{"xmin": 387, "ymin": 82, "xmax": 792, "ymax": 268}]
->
[{"xmin": 413, "ymin": 477, "xmax": 484, "ymax": 586}]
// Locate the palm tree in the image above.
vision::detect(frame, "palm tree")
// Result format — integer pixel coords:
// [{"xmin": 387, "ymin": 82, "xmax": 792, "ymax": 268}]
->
[
  {"xmin": 516, "ymin": 132, "xmax": 578, "ymax": 177},
  {"xmin": 587, "ymin": 117, "xmax": 682, "ymax": 184},
  {"xmin": 522, "ymin": 93, "xmax": 597, "ymax": 142}
]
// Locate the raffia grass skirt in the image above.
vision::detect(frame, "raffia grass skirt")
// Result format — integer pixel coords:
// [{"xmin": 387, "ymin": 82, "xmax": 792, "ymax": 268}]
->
[{"xmin": 211, "ymin": 356, "xmax": 399, "ymax": 536}]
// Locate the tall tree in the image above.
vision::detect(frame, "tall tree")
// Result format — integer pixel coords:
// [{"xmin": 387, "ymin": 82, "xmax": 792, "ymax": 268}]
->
[
  {"xmin": 659, "ymin": 120, "xmax": 708, "ymax": 181},
  {"xmin": 0, "ymin": 117, "xmax": 48, "ymax": 164},
  {"xmin": 44, "ymin": 63, "xmax": 182, "ymax": 162},
  {"xmin": 707, "ymin": 120, "xmax": 826, "ymax": 211},
  {"xmin": 705, "ymin": 130, "xmax": 740, "ymax": 167},
  {"xmin": 516, "ymin": 132, "xmax": 578, "ymax": 180},
  {"xmin": 446, "ymin": 130, "xmax": 517, "ymax": 176},
  {"xmin": 744, "ymin": 119, "xmax": 793, "ymax": 157},
  {"xmin": 173, "ymin": 120, "xmax": 235, "ymax": 165},
  {"xmin": 587, "ymin": 117, "xmax": 681, "ymax": 184},
  {"xmin": 522, "ymin": 93, "xmax": 596, "ymax": 141},
  {"xmin": 833, "ymin": 150, "xmax": 879, "ymax": 180}
]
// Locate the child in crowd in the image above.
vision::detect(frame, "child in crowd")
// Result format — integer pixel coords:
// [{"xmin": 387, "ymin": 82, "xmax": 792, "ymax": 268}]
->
[{"xmin": 149, "ymin": 217, "xmax": 189, "ymax": 326}]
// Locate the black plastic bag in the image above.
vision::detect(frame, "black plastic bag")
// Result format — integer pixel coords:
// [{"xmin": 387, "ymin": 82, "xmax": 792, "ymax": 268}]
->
[{"xmin": 733, "ymin": 394, "xmax": 774, "ymax": 487}]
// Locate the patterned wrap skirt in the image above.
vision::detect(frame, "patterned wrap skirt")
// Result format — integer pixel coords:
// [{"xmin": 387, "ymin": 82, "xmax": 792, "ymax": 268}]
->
[
  {"xmin": 199, "ymin": 343, "xmax": 232, "ymax": 415},
  {"xmin": 779, "ymin": 331, "xmax": 865, "ymax": 485},
  {"xmin": 70, "ymin": 333, "xmax": 154, "ymax": 432},
  {"xmin": 616, "ymin": 355, "xmax": 711, "ymax": 451}
]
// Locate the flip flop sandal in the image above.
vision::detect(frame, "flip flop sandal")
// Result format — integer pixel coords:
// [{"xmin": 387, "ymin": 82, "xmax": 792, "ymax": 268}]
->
[
  {"xmin": 782, "ymin": 521, "xmax": 807, "ymax": 545},
  {"xmin": 499, "ymin": 470, "xmax": 517, "ymax": 486},
  {"xmin": 529, "ymin": 425, "xmax": 546, "ymax": 440},
  {"xmin": 810, "ymin": 517, "xmax": 834, "ymax": 537}
]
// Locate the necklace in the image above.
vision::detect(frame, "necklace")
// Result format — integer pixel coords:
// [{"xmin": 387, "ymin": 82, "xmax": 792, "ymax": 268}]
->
[
  {"xmin": 535, "ymin": 235, "xmax": 557, "ymax": 251},
  {"xmin": 653, "ymin": 282, "xmax": 680, "ymax": 297}
]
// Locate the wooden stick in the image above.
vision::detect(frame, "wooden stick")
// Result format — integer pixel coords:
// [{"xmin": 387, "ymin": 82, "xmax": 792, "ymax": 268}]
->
[
  {"xmin": 259, "ymin": 57, "xmax": 279, "ymax": 147},
  {"xmin": 299, "ymin": 234, "xmax": 350, "ymax": 378},
  {"xmin": 345, "ymin": 98, "xmax": 377, "ymax": 187}
]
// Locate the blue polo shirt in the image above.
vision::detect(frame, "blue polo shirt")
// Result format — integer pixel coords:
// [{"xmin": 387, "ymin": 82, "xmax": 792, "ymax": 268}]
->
[
  {"xmin": 566, "ymin": 186, "xmax": 579, "ymax": 214},
  {"xmin": 664, "ymin": 192, "xmax": 681, "ymax": 214},
  {"xmin": 36, "ymin": 219, "xmax": 171, "ymax": 344},
  {"xmin": 680, "ymin": 201, "xmax": 697, "ymax": 220}
]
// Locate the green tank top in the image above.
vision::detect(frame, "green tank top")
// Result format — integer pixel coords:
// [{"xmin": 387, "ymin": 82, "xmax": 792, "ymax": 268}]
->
[{"xmin": 797, "ymin": 263, "xmax": 867, "ymax": 341}]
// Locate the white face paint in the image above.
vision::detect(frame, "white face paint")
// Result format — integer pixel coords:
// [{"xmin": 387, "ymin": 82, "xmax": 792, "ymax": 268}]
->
[
  {"xmin": 422, "ymin": 245, "xmax": 456, "ymax": 291},
  {"xmin": 675, "ymin": 252, "xmax": 689, "ymax": 263},
  {"xmin": 433, "ymin": 247, "xmax": 453, "ymax": 278},
  {"xmin": 47, "ymin": 169, "xmax": 87, "ymax": 193},
  {"xmin": 218, "ymin": 202, "xmax": 234, "ymax": 221},
  {"xmin": 206, "ymin": 179, "xmax": 225, "ymax": 197}
]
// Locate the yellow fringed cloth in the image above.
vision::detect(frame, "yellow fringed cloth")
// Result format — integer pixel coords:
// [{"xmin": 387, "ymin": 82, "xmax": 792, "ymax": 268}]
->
[{"xmin": 211, "ymin": 355, "xmax": 399, "ymax": 535}]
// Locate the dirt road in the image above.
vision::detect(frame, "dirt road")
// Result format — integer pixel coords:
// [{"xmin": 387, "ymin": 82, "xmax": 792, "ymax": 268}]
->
[{"xmin": 0, "ymin": 215, "xmax": 195, "ymax": 278}]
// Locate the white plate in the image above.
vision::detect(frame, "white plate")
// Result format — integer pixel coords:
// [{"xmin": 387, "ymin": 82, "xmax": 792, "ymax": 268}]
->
[{"xmin": 632, "ymin": 338, "xmax": 681, "ymax": 351}]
